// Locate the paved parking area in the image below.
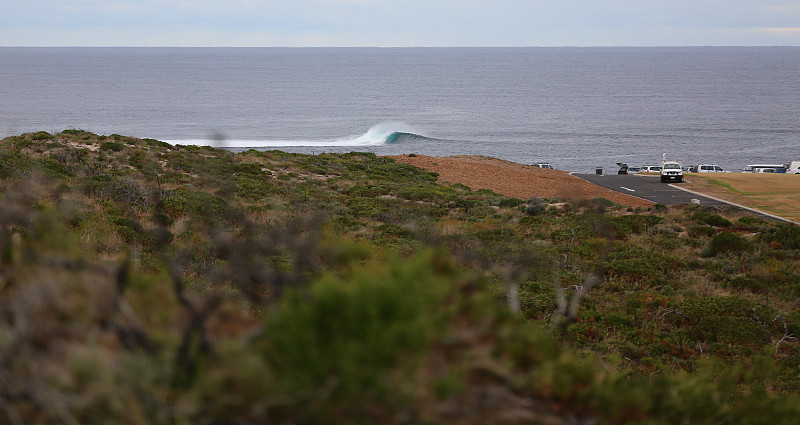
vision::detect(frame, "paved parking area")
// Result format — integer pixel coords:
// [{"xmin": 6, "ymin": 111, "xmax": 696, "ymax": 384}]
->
[
  {"xmin": 575, "ymin": 173, "xmax": 797, "ymax": 224},
  {"xmin": 575, "ymin": 174, "xmax": 728, "ymax": 206}
]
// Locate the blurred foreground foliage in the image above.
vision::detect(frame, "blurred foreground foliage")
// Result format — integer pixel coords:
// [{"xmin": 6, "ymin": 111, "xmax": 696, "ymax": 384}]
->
[{"xmin": 1, "ymin": 131, "xmax": 800, "ymax": 424}]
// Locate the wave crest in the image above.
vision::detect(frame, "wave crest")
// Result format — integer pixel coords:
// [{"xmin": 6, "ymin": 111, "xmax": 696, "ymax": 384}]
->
[{"xmin": 162, "ymin": 122, "xmax": 431, "ymax": 148}]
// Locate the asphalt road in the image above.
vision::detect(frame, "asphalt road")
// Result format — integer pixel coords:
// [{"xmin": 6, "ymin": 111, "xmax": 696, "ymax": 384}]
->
[{"xmin": 574, "ymin": 173, "xmax": 729, "ymax": 207}]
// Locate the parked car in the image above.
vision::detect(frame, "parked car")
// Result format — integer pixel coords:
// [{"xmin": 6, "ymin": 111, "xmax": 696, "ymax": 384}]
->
[
  {"xmin": 617, "ymin": 162, "xmax": 629, "ymax": 175},
  {"xmin": 531, "ymin": 163, "xmax": 554, "ymax": 169},
  {"xmin": 627, "ymin": 166, "xmax": 641, "ymax": 173},
  {"xmin": 786, "ymin": 161, "xmax": 800, "ymax": 174},
  {"xmin": 695, "ymin": 164, "xmax": 725, "ymax": 173},
  {"xmin": 639, "ymin": 165, "xmax": 662, "ymax": 173},
  {"xmin": 743, "ymin": 164, "xmax": 786, "ymax": 173}
]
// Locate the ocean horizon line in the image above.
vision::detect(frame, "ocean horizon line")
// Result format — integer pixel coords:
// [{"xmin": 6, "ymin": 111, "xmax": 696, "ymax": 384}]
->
[{"xmin": 3, "ymin": 45, "xmax": 800, "ymax": 49}]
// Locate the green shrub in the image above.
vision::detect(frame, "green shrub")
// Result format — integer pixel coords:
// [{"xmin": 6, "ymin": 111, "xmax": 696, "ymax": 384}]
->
[
  {"xmin": 688, "ymin": 225, "xmax": 716, "ymax": 238},
  {"xmin": 722, "ymin": 275, "xmax": 765, "ymax": 292},
  {"xmin": 395, "ymin": 184, "xmax": 456, "ymax": 202},
  {"xmin": 787, "ymin": 310, "xmax": 800, "ymax": 336},
  {"xmin": 166, "ymin": 153, "xmax": 195, "ymax": 173},
  {"xmin": 234, "ymin": 162, "xmax": 270, "ymax": 177},
  {"xmin": 518, "ymin": 280, "xmax": 557, "ymax": 319},
  {"xmin": 471, "ymin": 228, "xmax": 515, "ymax": 244},
  {"xmin": 99, "ymin": 141, "xmax": 125, "ymax": 152},
  {"xmin": 35, "ymin": 157, "xmax": 75, "ymax": 178},
  {"xmin": 698, "ymin": 316, "xmax": 770, "ymax": 344},
  {"xmin": 692, "ymin": 211, "xmax": 732, "ymax": 227},
  {"xmin": 128, "ymin": 151, "xmax": 148, "ymax": 169},
  {"xmin": 669, "ymin": 296, "xmax": 777, "ymax": 345},
  {"xmin": 159, "ymin": 188, "xmax": 229, "ymax": 221},
  {"xmin": 235, "ymin": 175, "xmax": 282, "ymax": 201},
  {"xmin": 345, "ymin": 197, "xmax": 390, "ymax": 220},
  {"xmin": 761, "ymin": 224, "xmax": 800, "ymax": 250},
  {"xmin": 704, "ymin": 231, "xmax": 752, "ymax": 257},
  {"xmin": 346, "ymin": 184, "xmax": 391, "ymax": 198},
  {"xmin": 523, "ymin": 197, "xmax": 548, "ymax": 216},
  {"xmin": 258, "ymin": 251, "xmax": 453, "ymax": 399},
  {"xmin": 143, "ymin": 138, "xmax": 172, "ymax": 148},
  {"xmin": 60, "ymin": 128, "xmax": 88, "ymax": 136},
  {"xmin": 605, "ymin": 242, "xmax": 682, "ymax": 284},
  {"xmin": 677, "ymin": 296, "xmax": 762, "ymax": 319},
  {"xmin": 611, "ymin": 214, "xmax": 665, "ymax": 238},
  {"xmin": 30, "ymin": 131, "xmax": 55, "ymax": 140},
  {"xmin": 498, "ymin": 197, "xmax": 525, "ymax": 208},
  {"xmin": 110, "ymin": 216, "xmax": 154, "ymax": 246},
  {"xmin": 738, "ymin": 215, "xmax": 767, "ymax": 227},
  {"xmin": 374, "ymin": 223, "xmax": 415, "ymax": 239}
]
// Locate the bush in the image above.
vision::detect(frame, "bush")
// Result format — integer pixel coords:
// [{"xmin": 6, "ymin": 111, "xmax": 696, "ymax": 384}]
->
[
  {"xmin": 30, "ymin": 131, "xmax": 55, "ymax": 140},
  {"xmin": 523, "ymin": 197, "xmax": 548, "ymax": 216},
  {"xmin": 35, "ymin": 157, "xmax": 75, "ymax": 178},
  {"xmin": 704, "ymin": 232, "xmax": 752, "ymax": 257},
  {"xmin": 787, "ymin": 310, "xmax": 800, "ymax": 336},
  {"xmin": 395, "ymin": 184, "xmax": 456, "ymax": 202},
  {"xmin": 110, "ymin": 216, "xmax": 155, "ymax": 246},
  {"xmin": 258, "ymin": 251, "xmax": 453, "ymax": 400},
  {"xmin": 518, "ymin": 280, "xmax": 557, "ymax": 319},
  {"xmin": 692, "ymin": 211, "xmax": 732, "ymax": 227},
  {"xmin": 605, "ymin": 242, "xmax": 682, "ymax": 284},
  {"xmin": 159, "ymin": 188, "xmax": 229, "ymax": 221},
  {"xmin": 688, "ymin": 225, "xmax": 716, "ymax": 238},
  {"xmin": 99, "ymin": 141, "xmax": 125, "ymax": 152},
  {"xmin": 143, "ymin": 138, "xmax": 172, "ymax": 148},
  {"xmin": 374, "ymin": 223, "xmax": 415, "ymax": 240},
  {"xmin": 722, "ymin": 275, "xmax": 765, "ymax": 292},
  {"xmin": 498, "ymin": 197, "xmax": 525, "ymax": 208},
  {"xmin": 611, "ymin": 214, "xmax": 665, "ymax": 238},
  {"xmin": 738, "ymin": 215, "xmax": 767, "ymax": 227},
  {"xmin": 761, "ymin": 224, "xmax": 800, "ymax": 250}
]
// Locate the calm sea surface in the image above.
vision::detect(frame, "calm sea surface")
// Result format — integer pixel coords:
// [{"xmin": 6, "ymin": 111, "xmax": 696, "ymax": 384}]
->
[{"xmin": 2, "ymin": 47, "xmax": 799, "ymax": 173}]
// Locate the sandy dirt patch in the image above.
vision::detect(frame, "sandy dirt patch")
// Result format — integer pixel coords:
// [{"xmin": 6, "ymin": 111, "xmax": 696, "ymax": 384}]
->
[{"xmin": 389, "ymin": 155, "xmax": 654, "ymax": 209}]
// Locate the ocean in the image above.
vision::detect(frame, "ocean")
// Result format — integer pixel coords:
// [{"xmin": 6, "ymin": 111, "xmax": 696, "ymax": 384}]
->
[{"xmin": 2, "ymin": 46, "xmax": 799, "ymax": 173}]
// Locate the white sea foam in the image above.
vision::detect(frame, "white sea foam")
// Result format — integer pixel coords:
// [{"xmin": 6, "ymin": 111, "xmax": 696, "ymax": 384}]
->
[{"xmin": 162, "ymin": 122, "xmax": 423, "ymax": 148}]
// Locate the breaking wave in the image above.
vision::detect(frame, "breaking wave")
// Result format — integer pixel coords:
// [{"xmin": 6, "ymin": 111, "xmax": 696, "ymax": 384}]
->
[{"xmin": 162, "ymin": 122, "xmax": 437, "ymax": 148}]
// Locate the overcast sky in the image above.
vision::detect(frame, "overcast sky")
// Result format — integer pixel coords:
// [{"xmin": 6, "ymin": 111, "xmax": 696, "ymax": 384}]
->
[{"xmin": 2, "ymin": 0, "xmax": 800, "ymax": 47}]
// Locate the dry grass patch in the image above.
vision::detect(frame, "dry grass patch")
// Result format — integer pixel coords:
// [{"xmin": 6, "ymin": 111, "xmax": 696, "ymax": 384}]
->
[{"xmin": 682, "ymin": 174, "xmax": 800, "ymax": 222}]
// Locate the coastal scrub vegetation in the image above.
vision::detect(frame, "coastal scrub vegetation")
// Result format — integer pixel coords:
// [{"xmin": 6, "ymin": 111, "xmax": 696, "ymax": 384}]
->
[{"xmin": 1, "ymin": 130, "xmax": 800, "ymax": 424}]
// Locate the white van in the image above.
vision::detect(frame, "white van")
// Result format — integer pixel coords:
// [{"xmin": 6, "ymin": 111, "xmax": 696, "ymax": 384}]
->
[
  {"xmin": 695, "ymin": 164, "xmax": 724, "ymax": 173},
  {"xmin": 787, "ymin": 161, "xmax": 800, "ymax": 174},
  {"xmin": 743, "ymin": 164, "xmax": 786, "ymax": 173},
  {"xmin": 639, "ymin": 165, "xmax": 662, "ymax": 173}
]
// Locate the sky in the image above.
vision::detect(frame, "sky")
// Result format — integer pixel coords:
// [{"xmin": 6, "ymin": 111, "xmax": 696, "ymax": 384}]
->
[{"xmin": 2, "ymin": 0, "xmax": 800, "ymax": 47}]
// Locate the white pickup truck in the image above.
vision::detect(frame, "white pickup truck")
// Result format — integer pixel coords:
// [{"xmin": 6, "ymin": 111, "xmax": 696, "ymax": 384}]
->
[{"xmin": 660, "ymin": 155, "xmax": 683, "ymax": 183}]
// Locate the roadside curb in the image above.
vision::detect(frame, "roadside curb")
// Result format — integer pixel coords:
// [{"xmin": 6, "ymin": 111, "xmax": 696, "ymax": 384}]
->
[{"xmin": 670, "ymin": 184, "xmax": 799, "ymax": 226}]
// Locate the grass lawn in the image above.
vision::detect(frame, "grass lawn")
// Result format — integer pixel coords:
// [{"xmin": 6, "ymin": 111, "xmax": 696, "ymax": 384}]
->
[{"xmin": 683, "ymin": 173, "xmax": 800, "ymax": 222}]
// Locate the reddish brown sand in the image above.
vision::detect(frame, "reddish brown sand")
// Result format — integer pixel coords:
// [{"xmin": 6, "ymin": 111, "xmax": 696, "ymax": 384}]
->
[{"xmin": 389, "ymin": 155, "xmax": 654, "ymax": 209}]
